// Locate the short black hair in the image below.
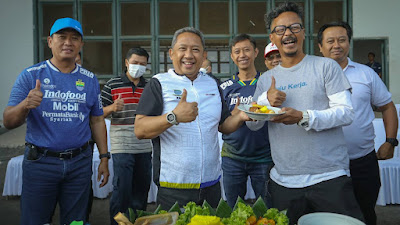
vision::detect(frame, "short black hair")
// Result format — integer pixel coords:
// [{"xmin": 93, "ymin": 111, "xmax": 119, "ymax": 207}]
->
[
  {"xmin": 230, "ymin": 34, "xmax": 257, "ymax": 52},
  {"xmin": 126, "ymin": 47, "xmax": 149, "ymax": 61},
  {"xmin": 265, "ymin": 2, "xmax": 304, "ymax": 30},
  {"xmin": 317, "ymin": 21, "xmax": 352, "ymax": 45},
  {"xmin": 368, "ymin": 52, "xmax": 375, "ymax": 57}
]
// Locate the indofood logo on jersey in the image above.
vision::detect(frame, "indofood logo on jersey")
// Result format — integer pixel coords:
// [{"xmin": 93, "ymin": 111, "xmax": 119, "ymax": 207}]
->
[
  {"xmin": 44, "ymin": 90, "xmax": 86, "ymax": 102},
  {"xmin": 229, "ymin": 95, "xmax": 253, "ymax": 105},
  {"xmin": 76, "ymin": 79, "xmax": 85, "ymax": 91}
]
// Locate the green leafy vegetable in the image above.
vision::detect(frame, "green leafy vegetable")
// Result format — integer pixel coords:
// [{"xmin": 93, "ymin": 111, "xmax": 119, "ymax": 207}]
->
[
  {"xmin": 232, "ymin": 196, "xmax": 246, "ymax": 211},
  {"xmin": 264, "ymin": 208, "xmax": 279, "ymax": 220},
  {"xmin": 158, "ymin": 210, "xmax": 168, "ymax": 214},
  {"xmin": 275, "ymin": 212, "xmax": 289, "ymax": 225},
  {"xmin": 222, "ymin": 202, "xmax": 254, "ymax": 225},
  {"xmin": 263, "ymin": 208, "xmax": 289, "ymax": 225},
  {"xmin": 175, "ymin": 201, "xmax": 211, "ymax": 225}
]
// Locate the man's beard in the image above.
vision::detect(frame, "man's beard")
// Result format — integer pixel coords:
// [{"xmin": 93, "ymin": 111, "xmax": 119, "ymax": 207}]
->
[{"xmin": 284, "ymin": 50, "xmax": 298, "ymax": 57}]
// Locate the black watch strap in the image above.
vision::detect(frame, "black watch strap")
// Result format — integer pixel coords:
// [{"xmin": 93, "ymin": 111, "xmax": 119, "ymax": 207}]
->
[
  {"xmin": 386, "ymin": 138, "xmax": 399, "ymax": 147},
  {"xmin": 99, "ymin": 152, "xmax": 111, "ymax": 159}
]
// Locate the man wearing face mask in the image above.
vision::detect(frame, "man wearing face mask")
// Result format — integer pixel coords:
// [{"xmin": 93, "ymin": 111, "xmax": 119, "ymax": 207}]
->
[
  {"xmin": 101, "ymin": 47, "xmax": 152, "ymax": 225},
  {"xmin": 200, "ymin": 58, "xmax": 212, "ymax": 75},
  {"xmin": 201, "ymin": 58, "xmax": 221, "ymax": 84}
]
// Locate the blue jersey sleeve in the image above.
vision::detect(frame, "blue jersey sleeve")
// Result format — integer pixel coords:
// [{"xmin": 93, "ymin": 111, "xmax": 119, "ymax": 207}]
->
[
  {"xmin": 90, "ymin": 77, "xmax": 104, "ymax": 116},
  {"xmin": 8, "ymin": 70, "xmax": 35, "ymax": 106}
]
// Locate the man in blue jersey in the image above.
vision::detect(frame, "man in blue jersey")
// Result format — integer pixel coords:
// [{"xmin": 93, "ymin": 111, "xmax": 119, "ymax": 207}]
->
[
  {"xmin": 3, "ymin": 18, "xmax": 109, "ymax": 225},
  {"xmin": 219, "ymin": 33, "xmax": 272, "ymax": 208}
]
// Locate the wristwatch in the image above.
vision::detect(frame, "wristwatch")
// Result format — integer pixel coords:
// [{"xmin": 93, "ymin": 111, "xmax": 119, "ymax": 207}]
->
[
  {"xmin": 297, "ymin": 110, "xmax": 309, "ymax": 128},
  {"xmin": 166, "ymin": 111, "xmax": 179, "ymax": 125},
  {"xmin": 99, "ymin": 152, "xmax": 111, "ymax": 160},
  {"xmin": 386, "ymin": 138, "xmax": 399, "ymax": 147}
]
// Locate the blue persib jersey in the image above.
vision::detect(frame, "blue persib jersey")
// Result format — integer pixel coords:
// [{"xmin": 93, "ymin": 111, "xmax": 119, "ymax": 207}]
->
[
  {"xmin": 219, "ymin": 73, "xmax": 271, "ymax": 163},
  {"xmin": 8, "ymin": 60, "xmax": 103, "ymax": 151}
]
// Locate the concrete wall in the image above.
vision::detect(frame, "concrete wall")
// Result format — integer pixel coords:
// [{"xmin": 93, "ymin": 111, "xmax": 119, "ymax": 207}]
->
[
  {"xmin": 0, "ymin": 0, "xmax": 34, "ymax": 121},
  {"xmin": 353, "ymin": 0, "xmax": 400, "ymax": 103}
]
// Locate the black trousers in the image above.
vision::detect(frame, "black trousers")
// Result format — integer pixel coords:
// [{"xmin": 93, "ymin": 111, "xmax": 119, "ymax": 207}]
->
[
  {"xmin": 269, "ymin": 176, "xmax": 365, "ymax": 225},
  {"xmin": 350, "ymin": 150, "xmax": 381, "ymax": 225},
  {"xmin": 157, "ymin": 182, "xmax": 221, "ymax": 210}
]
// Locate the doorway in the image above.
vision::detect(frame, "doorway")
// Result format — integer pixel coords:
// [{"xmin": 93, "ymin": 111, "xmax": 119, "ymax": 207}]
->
[{"xmin": 352, "ymin": 38, "xmax": 389, "ymax": 85}]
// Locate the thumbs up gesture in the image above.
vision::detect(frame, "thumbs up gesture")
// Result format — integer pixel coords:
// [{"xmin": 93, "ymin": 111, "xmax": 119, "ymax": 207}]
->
[
  {"xmin": 267, "ymin": 76, "xmax": 286, "ymax": 107},
  {"xmin": 113, "ymin": 94, "xmax": 124, "ymax": 112},
  {"xmin": 25, "ymin": 79, "xmax": 43, "ymax": 109},
  {"xmin": 231, "ymin": 97, "xmax": 241, "ymax": 116},
  {"xmin": 172, "ymin": 89, "xmax": 198, "ymax": 123}
]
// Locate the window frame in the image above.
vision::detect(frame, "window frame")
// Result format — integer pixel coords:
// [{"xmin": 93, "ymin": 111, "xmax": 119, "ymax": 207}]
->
[{"xmin": 34, "ymin": 0, "xmax": 352, "ymax": 81}]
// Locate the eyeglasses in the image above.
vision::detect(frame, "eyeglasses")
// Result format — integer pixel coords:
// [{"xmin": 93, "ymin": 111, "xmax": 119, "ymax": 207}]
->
[
  {"xmin": 271, "ymin": 23, "xmax": 303, "ymax": 36},
  {"xmin": 266, "ymin": 54, "xmax": 281, "ymax": 61}
]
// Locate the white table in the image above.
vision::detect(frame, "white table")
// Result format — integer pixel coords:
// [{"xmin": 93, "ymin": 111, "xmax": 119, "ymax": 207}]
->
[
  {"xmin": 2, "ymin": 155, "xmax": 24, "ymax": 197},
  {"xmin": 376, "ymin": 158, "xmax": 400, "ymax": 205},
  {"xmin": 91, "ymin": 151, "xmax": 114, "ymax": 199},
  {"xmin": 373, "ymin": 116, "xmax": 400, "ymax": 205}
]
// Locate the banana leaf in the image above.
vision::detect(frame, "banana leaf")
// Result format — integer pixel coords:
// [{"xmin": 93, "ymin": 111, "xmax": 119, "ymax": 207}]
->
[
  {"xmin": 202, "ymin": 200, "xmax": 216, "ymax": 216},
  {"xmin": 252, "ymin": 196, "xmax": 268, "ymax": 218},
  {"xmin": 168, "ymin": 201, "xmax": 182, "ymax": 214},
  {"xmin": 215, "ymin": 198, "xmax": 232, "ymax": 218}
]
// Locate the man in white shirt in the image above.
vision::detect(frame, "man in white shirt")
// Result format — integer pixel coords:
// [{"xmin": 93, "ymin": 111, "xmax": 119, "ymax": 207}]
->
[
  {"xmin": 252, "ymin": 2, "xmax": 364, "ymax": 224},
  {"xmin": 318, "ymin": 21, "xmax": 398, "ymax": 225},
  {"xmin": 134, "ymin": 27, "xmax": 250, "ymax": 209}
]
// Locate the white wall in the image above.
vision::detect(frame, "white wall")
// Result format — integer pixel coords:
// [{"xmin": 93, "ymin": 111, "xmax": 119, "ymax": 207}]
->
[
  {"xmin": 353, "ymin": 0, "xmax": 400, "ymax": 103},
  {"xmin": 0, "ymin": 0, "xmax": 34, "ymax": 121}
]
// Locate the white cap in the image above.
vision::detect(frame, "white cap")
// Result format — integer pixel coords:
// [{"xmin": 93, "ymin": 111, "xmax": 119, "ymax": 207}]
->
[{"xmin": 264, "ymin": 43, "xmax": 279, "ymax": 58}]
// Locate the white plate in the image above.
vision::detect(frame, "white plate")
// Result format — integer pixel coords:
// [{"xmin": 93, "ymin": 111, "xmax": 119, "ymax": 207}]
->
[
  {"xmin": 238, "ymin": 104, "xmax": 285, "ymax": 121},
  {"xmin": 298, "ymin": 212, "xmax": 365, "ymax": 225}
]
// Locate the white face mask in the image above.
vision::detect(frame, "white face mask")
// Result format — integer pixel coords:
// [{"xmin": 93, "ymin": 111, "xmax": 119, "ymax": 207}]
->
[
  {"xmin": 199, "ymin": 67, "xmax": 207, "ymax": 74},
  {"xmin": 128, "ymin": 64, "xmax": 146, "ymax": 78}
]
